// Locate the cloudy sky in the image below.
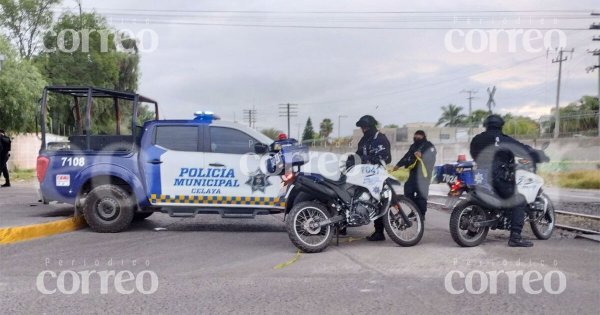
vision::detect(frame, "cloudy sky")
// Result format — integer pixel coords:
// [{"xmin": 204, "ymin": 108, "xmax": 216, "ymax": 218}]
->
[{"xmin": 64, "ymin": 0, "xmax": 598, "ymax": 137}]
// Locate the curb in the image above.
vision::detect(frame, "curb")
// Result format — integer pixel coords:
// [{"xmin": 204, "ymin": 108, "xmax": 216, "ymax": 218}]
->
[{"xmin": 0, "ymin": 216, "xmax": 87, "ymax": 245}]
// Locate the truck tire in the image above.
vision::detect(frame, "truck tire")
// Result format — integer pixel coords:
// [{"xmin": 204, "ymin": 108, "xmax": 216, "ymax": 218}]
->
[
  {"xmin": 83, "ymin": 185, "xmax": 135, "ymax": 233},
  {"xmin": 133, "ymin": 212, "xmax": 153, "ymax": 221}
]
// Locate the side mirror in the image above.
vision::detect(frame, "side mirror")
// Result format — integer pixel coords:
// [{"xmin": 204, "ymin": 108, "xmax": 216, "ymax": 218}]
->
[
  {"xmin": 541, "ymin": 142, "xmax": 550, "ymax": 150},
  {"xmin": 254, "ymin": 143, "xmax": 269, "ymax": 154}
]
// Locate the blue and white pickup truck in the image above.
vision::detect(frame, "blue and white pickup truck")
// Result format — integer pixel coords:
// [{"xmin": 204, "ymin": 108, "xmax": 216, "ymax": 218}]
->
[{"xmin": 37, "ymin": 86, "xmax": 339, "ymax": 232}]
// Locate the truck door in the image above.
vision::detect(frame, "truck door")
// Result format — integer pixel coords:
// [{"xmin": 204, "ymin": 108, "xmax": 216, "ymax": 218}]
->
[
  {"xmin": 140, "ymin": 124, "xmax": 204, "ymax": 205},
  {"xmin": 203, "ymin": 126, "xmax": 282, "ymax": 207}
]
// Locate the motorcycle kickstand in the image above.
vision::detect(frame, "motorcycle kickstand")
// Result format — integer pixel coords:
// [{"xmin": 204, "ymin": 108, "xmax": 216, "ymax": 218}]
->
[{"xmin": 336, "ymin": 226, "xmax": 340, "ymax": 246}]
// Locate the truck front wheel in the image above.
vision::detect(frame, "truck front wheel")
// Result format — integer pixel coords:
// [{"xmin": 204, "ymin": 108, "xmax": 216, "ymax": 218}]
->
[{"xmin": 83, "ymin": 185, "xmax": 135, "ymax": 233}]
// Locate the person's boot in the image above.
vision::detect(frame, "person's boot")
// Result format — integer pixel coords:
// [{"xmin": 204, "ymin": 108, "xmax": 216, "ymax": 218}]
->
[
  {"xmin": 1, "ymin": 181, "xmax": 9, "ymax": 187},
  {"xmin": 508, "ymin": 232, "xmax": 533, "ymax": 247},
  {"xmin": 366, "ymin": 230, "xmax": 385, "ymax": 241}
]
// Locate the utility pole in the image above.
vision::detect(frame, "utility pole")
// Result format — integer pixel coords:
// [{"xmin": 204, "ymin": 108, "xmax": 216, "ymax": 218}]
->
[
  {"xmin": 242, "ymin": 108, "xmax": 257, "ymax": 128},
  {"xmin": 589, "ymin": 16, "xmax": 600, "ymax": 136},
  {"xmin": 337, "ymin": 115, "xmax": 348, "ymax": 138},
  {"xmin": 296, "ymin": 123, "xmax": 302, "ymax": 140},
  {"xmin": 278, "ymin": 103, "xmax": 298, "ymax": 137},
  {"xmin": 460, "ymin": 89, "xmax": 478, "ymax": 141},
  {"xmin": 551, "ymin": 48, "xmax": 574, "ymax": 138}
]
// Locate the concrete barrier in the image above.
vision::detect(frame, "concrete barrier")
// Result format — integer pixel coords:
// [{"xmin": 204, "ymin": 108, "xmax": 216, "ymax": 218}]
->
[{"xmin": 6, "ymin": 133, "xmax": 65, "ymax": 170}]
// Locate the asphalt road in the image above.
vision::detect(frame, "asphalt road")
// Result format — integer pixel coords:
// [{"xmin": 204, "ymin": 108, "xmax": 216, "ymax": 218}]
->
[{"xmin": 1, "ymin": 185, "xmax": 599, "ymax": 314}]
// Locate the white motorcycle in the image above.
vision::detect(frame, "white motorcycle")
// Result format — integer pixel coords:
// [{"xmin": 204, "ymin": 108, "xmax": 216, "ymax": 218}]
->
[
  {"xmin": 449, "ymin": 143, "xmax": 554, "ymax": 247},
  {"xmin": 279, "ymin": 160, "xmax": 424, "ymax": 253}
]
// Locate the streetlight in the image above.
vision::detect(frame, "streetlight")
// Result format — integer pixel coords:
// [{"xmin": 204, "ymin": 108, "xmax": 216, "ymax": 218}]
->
[{"xmin": 0, "ymin": 54, "xmax": 5, "ymax": 72}]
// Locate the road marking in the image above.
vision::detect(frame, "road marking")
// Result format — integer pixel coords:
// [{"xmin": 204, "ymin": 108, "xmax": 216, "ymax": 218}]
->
[
  {"xmin": 273, "ymin": 250, "xmax": 302, "ymax": 269},
  {"xmin": 0, "ymin": 216, "xmax": 87, "ymax": 245}
]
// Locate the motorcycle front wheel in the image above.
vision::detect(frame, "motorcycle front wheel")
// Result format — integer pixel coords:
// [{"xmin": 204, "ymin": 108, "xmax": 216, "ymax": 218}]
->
[
  {"xmin": 286, "ymin": 201, "xmax": 333, "ymax": 253},
  {"xmin": 449, "ymin": 200, "xmax": 489, "ymax": 247},
  {"xmin": 383, "ymin": 196, "xmax": 424, "ymax": 247},
  {"xmin": 529, "ymin": 193, "xmax": 555, "ymax": 240}
]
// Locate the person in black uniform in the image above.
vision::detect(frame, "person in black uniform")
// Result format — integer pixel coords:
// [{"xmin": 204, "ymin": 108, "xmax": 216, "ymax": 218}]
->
[
  {"xmin": 346, "ymin": 115, "xmax": 392, "ymax": 241},
  {"xmin": 393, "ymin": 130, "xmax": 436, "ymax": 220},
  {"xmin": 470, "ymin": 115, "xmax": 548, "ymax": 247},
  {"xmin": 0, "ymin": 129, "xmax": 11, "ymax": 187}
]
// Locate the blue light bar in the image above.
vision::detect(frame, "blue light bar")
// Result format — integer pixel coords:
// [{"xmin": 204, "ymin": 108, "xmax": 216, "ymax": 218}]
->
[{"xmin": 193, "ymin": 111, "xmax": 218, "ymax": 123}]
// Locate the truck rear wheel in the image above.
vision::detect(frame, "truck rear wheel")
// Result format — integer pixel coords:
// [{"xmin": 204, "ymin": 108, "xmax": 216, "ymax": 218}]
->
[{"xmin": 83, "ymin": 185, "xmax": 134, "ymax": 233}]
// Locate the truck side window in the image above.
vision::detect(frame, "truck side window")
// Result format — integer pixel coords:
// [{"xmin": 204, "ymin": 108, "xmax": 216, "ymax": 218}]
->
[
  {"xmin": 210, "ymin": 127, "xmax": 257, "ymax": 154},
  {"xmin": 154, "ymin": 126, "xmax": 199, "ymax": 151}
]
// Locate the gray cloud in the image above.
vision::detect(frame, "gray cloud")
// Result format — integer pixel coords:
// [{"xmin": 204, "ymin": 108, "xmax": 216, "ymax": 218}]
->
[{"xmin": 75, "ymin": 0, "xmax": 598, "ymax": 136}]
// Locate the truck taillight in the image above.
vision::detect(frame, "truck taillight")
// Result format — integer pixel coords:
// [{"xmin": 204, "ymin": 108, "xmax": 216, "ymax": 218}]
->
[{"xmin": 37, "ymin": 156, "xmax": 49, "ymax": 183}]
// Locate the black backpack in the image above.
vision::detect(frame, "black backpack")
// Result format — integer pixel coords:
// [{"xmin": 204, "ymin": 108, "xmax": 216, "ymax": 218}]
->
[{"xmin": 1, "ymin": 136, "xmax": 10, "ymax": 152}]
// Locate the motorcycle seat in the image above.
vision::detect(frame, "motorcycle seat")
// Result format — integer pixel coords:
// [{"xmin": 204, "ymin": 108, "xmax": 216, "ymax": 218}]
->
[{"xmin": 471, "ymin": 189, "xmax": 528, "ymax": 210}]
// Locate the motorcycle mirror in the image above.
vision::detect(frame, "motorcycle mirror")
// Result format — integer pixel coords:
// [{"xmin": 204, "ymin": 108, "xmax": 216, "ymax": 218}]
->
[
  {"xmin": 254, "ymin": 143, "xmax": 269, "ymax": 154},
  {"xmin": 541, "ymin": 142, "xmax": 550, "ymax": 150}
]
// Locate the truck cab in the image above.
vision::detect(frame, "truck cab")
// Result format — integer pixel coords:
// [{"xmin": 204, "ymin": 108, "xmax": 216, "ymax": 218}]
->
[{"xmin": 37, "ymin": 86, "xmax": 290, "ymax": 232}]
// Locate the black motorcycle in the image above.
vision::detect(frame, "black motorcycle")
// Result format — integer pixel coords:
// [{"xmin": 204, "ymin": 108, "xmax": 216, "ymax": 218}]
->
[
  {"xmin": 448, "ymin": 144, "xmax": 555, "ymax": 247},
  {"xmin": 274, "ymin": 150, "xmax": 423, "ymax": 253}
]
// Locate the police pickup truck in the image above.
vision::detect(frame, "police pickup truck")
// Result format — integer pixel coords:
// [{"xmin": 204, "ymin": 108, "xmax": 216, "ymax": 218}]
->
[{"xmin": 37, "ymin": 86, "xmax": 340, "ymax": 232}]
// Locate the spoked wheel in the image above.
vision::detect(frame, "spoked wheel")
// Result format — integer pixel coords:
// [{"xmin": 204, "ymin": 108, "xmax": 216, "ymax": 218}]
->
[
  {"xmin": 449, "ymin": 200, "xmax": 489, "ymax": 247},
  {"xmin": 286, "ymin": 201, "xmax": 333, "ymax": 253},
  {"xmin": 383, "ymin": 196, "xmax": 424, "ymax": 247},
  {"xmin": 530, "ymin": 193, "xmax": 555, "ymax": 240}
]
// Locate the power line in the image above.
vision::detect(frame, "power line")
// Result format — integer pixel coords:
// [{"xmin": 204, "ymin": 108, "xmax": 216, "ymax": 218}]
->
[
  {"xmin": 278, "ymin": 103, "xmax": 298, "ymax": 137},
  {"xmin": 551, "ymin": 48, "xmax": 575, "ymax": 138},
  {"xmin": 58, "ymin": 7, "xmax": 594, "ymax": 14},
  {"xmin": 460, "ymin": 89, "xmax": 478, "ymax": 141},
  {"xmin": 242, "ymin": 108, "xmax": 257, "ymax": 128},
  {"xmin": 72, "ymin": 18, "xmax": 592, "ymax": 31}
]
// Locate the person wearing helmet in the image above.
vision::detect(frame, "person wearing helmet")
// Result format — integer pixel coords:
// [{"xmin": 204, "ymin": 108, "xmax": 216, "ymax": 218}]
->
[
  {"xmin": 348, "ymin": 115, "xmax": 391, "ymax": 240},
  {"xmin": 470, "ymin": 114, "xmax": 547, "ymax": 247},
  {"xmin": 353, "ymin": 115, "xmax": 391, "ymax": 166}
]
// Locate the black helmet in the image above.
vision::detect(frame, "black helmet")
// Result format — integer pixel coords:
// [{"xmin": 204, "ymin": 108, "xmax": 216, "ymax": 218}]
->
[
  {"xmin": 483, "ymin": 114, "xmax": 504, "ymax": 130},
  {"xmin": 356, "ymin": 115, "xmax": 378, "ymax": 128}
]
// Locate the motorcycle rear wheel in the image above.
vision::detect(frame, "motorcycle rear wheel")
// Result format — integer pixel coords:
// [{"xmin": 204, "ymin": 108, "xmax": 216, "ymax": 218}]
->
[
  {"xmin": 449, "ymin": 200, "xmax": 489, "ymax": 247},
  {"xmin": 383, "ymin": 196, "xmax": 424, "ymax": 247}
]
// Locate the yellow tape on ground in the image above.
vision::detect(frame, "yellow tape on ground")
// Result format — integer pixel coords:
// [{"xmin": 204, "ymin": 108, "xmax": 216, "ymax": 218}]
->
[
  {"xmin": 0, "ymin": 216, "xmax": 87, "ymax": 245},
  {"xmin": 273, "ymin": 250, "xmax": 302, "ymax": 270}
]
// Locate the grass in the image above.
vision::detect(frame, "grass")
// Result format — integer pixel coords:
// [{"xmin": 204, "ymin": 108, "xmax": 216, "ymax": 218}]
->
[
  {"xmin": 540, "ymin": 170, "xmax": 600, "ymax": 190},
  {"xmin": 11, "ymin": 169, "xmax": 36, "ymax": 182}
]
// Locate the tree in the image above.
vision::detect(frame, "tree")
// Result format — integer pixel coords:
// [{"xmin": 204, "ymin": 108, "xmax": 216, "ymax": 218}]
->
[
  {"xmin": 547, "ymin": 96, "xmax": 599, "ymax": 136},
  {"xmin": 467, "ymin": 109, "xmax": 489, "ymax": 126},
  {"xmin": 436, "ymin": 104, "xmax": 466, "ymax": 127},
  {"xmin": 384, "ymin": 124, "xmax": 399, "ymax": 128},
  {"xmin": 0, "ymin": 35, "xmax": 47, "ymax": 133},
  {"xmin": 502, "ymin": 115, "xmax": 539, "ymax": 138},
  {"xmin": 319, "ymin": 118, "xmax": 333, "ymax": 138},
  {"xmin": 261, "ymin": 128, "xmax": 283, "ymax": 140},
  {"xmin": 302, "ymin": 117, "xmax": 315, "ymax": 141},
  {"xmin": 34, "ymin": 12, "xmax": 143, "ymax": 134},
  {"xmin": 0, "ymin": 0, "xmax": 61, "ymax": 59}
]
